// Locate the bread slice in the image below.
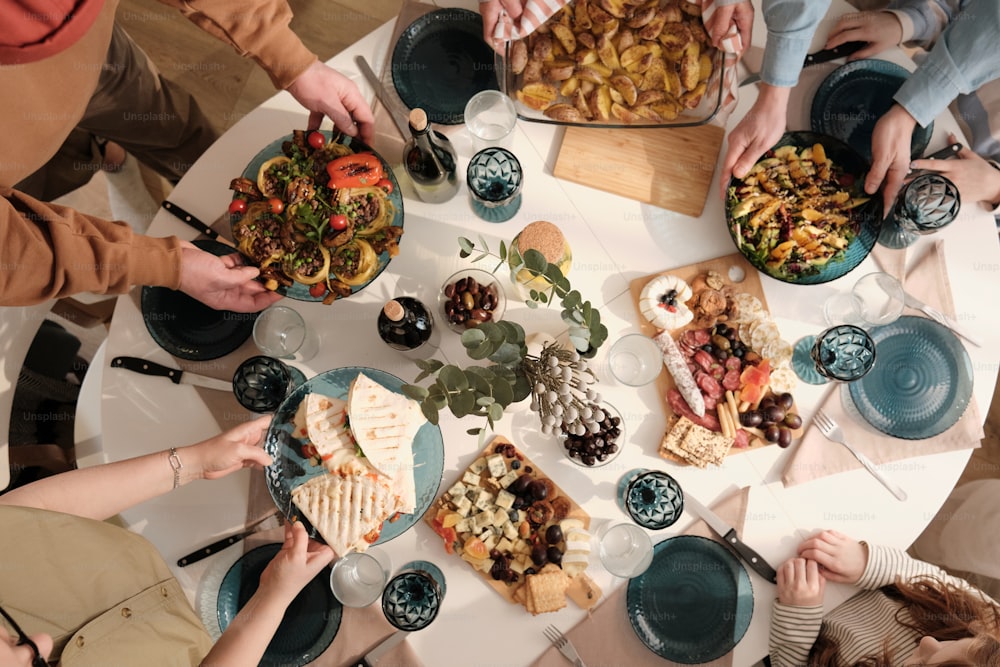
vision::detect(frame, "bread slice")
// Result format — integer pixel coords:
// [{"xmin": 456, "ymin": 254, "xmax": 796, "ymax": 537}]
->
[
  {"xmin": 347, "ymin": 373, "xmax": 424, "ymax": 513},
  {"xmin": 291, "ymin": 470, "xmax": 396, "ymax": 555}
]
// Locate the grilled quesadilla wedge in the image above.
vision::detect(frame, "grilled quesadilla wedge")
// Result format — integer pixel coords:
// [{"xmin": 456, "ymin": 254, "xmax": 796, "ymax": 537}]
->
[{"xmin": 291, "ymin": 470, "xmax": 396, "ymax": 555}]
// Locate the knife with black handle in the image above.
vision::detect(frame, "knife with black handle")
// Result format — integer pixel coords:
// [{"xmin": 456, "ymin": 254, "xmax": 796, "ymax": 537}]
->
[
  {"xmin": 684, "ymin": 492, "xmax": 778, "ymax": 584},
  {"xmin": 162, "ymin": 200, "xmax": 235, "ymax": 248},
  {"xmin": 177, "ymin": 511, "xmax": 280, "ymax": 566}
]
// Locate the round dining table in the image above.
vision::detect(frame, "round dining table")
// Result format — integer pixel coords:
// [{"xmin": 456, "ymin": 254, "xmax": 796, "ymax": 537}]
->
[{"xmin": 83, "ymin": 1, "xmax": 1000, "ymax": 665}]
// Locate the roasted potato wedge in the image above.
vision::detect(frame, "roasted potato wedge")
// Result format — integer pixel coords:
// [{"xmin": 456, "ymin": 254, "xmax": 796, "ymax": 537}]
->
[
  {"xmin": 517, "ymin": 82, "xmax": 558, "ymax": 111},
  {"xmin": 510, "ymin": 40, "xmax": 528, "ymax": 75},
  {"xmin": 596, "ymin": 33, "xmax": 621, "ymax": 70},
  {"xmin": 610, "ymin": 102, "xmax": 644, "ymax": 124},
  {"xmin": 550, "ymin": 24, "xmax": 578, "ymax": 54},
  {"xmin": 544, "ymin": 103, "xmax": 587, "ymax": 123},
  {"xmin": 544, "ymin": 59, "xmax": 576, "ymax": 81},
  {"xmin": 610, "ymin": 74, "xmax": 638, "ymax": 106},
  {"xmin": 588, "ymin": 85, "xmax": 613, "ymax": 121}
]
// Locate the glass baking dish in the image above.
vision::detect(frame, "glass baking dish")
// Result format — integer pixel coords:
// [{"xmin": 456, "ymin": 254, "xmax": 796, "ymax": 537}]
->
[{"xmin": 498, "ymin": 3, "xmax": 726, "ymax": 129}]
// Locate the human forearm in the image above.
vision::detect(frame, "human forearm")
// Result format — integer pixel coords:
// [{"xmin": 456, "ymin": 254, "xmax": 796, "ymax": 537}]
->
[
  {"xmin": 768, "ymin": 600, "xmax": 823, "ymax": 667},
  {"xmin": 200, "ymin": 588, "xmax": 288, "ymax": 667},
  {"xmin": 760, "ymin": 0, "xmax": 832, "ymax": 86},
  {"xmin": 857, "ymin": 543, "xmax": 993, "ymax": 598}
]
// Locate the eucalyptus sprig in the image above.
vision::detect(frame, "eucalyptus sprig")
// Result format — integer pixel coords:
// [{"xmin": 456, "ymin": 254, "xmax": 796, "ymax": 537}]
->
[{"xmin": 458, "ymin": 236, "xmax": 608, "ymax": 355}]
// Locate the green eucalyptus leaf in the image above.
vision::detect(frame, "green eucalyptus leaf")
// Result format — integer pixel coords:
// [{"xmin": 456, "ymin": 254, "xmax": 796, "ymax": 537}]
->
[
  {"xmin": 511, "ymin": 372, "xmax": 532, "ymax": 402},
  {"xmin": 466, "ymin": 338, "xmax": 494, "ymax": 361},
  {"xmin": 488, "ymin": 402, "xmax": 505, "ymax": 422},
  {"xmin": 458, "ymin": 237, "xmax": 475, "ymax": 253},
  {"xmin": 495, "ymin": 320, "xmax": 524, "ymax": 344},
  {"xmin": 476, "ymin": 396, "xmax": 496, "ymax": 407},
  {"xmin": 414, "ymin": 358, "xmax": 444, "ymax": 373},
  {"xmin": 491, "ymin": 377, "xmax": 514, "ymax": 406},
  {"xmin": 477, "ymin": 234, "xmax": 489, "ymax": 253},
  {"xmin": 439, "ymin": 365, "xmax": 470, "ymax": 392},
  {"xmin": 561, "ymin": 290, "xmax": 581, "ymax": 309},
  {"xmin": 522, "ymin": 248, "xmax": 548, "ymax": 273},
  {"xmin": 401, "ymin": 384, "xmax": 429, "ymax": 401},
  {"xmin": 467, "ymin": 427, "xmax": 483, "ymax": 436},
  {"xmin": 463, "ymin": 367, "xmax": 495, "ymax": 395},
  {"xmin": 450, "ymin": 389, "xmax": 476, "ymax": 417},
  {"xmin": 428, "ymin": 384, "xmax": 449, "ymax": 410},
  {"xmin": 490, "ymin": 341, "xmax": 523, "ymax": 366},
  {"xmin": 499, "ymin": 240, "xmax": 507, "ymax": 261},
  {"xmin": 525, "ymin": 299, "xmax": 539, "ymax": 309},
  {"xmin": 420, "ymin": 401, "xmax": 440, "ymax": 425},
  {"xmin": 473, "ymin": 252, "xmax": 489, "ymax": 263},
  {"xmin": 461, "ymin": 327, "xmax": 487, "ymax": 347}
]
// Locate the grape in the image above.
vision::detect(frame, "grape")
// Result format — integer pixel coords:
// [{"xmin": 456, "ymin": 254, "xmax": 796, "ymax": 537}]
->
[
  {"xmin": 764, "ymin": 405, "xmax": 786, "ymax": 424},
  {"xmin": 764, "ymin": 425, "xmax": 781, "ymax": 443},
  {"xmin": 777, "ymin": 428, "xmax": 793, "ymax": 448},
  {"xmin": 545, "ymin": 525, "xmax": 563, "ymax": 544},
  {"xmin": 530, "ymin": 544, "xmax": 549, "ymax": 566},
  {"xmin": 783, "ymin": 413, "xmax": 803, "ymax": 430},
  {"xmin": 777, "ymin": 392, "xmax": 795, "ymax": 410},
  {"xmin": 740, "ymin": 410, "xmax": 763, "ymax": 428},
  {"xmin": 546, "ymin": 546, "xmax": 563, "ymax": 566}
]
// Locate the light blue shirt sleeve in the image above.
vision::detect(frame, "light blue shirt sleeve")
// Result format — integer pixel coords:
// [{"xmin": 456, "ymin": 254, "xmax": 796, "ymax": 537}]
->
[
  {"xmin": 888, "ymin": 0, "xmax": 964, "ymax": 44},
  {"xmin": 759, "ymin": 0, "xmax": 832, "ymax": 87},
  {"xmin": 893, "ymin": 0, "xmax": 1000, "ymax": 126}
]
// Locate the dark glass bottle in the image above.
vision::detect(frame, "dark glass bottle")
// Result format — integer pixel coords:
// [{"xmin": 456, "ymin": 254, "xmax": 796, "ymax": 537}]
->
[
  {"xmin": 403, "ymin": 108, "xmax": 459, "ymax": 203},
  {"xmin": 378, "ymin": 297, "xmax": 434, "ymax": 351}
]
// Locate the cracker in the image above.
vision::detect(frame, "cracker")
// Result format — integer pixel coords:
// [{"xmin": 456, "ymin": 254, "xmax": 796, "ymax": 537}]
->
[
  {"xmin": 681, "ymin": 422, "xmax": 733, "ymax": 465},
  {"xmin": 659, "ymin": 416, "xmax": 694, "ymax": 460},
  {"xmin": 525, "ymin": 567, "xmax": 569, "ymax": 615}
]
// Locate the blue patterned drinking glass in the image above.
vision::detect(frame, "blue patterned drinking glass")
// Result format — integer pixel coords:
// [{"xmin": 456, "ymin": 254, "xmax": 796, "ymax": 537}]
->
[
  {"xmin": 618, "ymin": 469, "xmax": 684, "ymax": 530},
  {"xmin": 382, "ymin": 560, "xmax": 446, "ymax": 631},
  {"xmin": 467, "ymin": 147, "xmax": 523, "ymax": 222},
  {"xmin": 878, "ymin": 173, "xmax": 960, "ymax": 248},
  {"xmin": 812, "ymin": 324, "xmax": 876, "ymax": 381},
  {"xmin": 232, "ymin": 355, "xmax": 294, "ymax": 412}
]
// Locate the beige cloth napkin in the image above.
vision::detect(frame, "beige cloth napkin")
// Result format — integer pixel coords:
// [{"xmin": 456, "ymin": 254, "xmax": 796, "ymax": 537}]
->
[
  {"xmin": 532, "ymin": 487, "xmax": 751, "ymax": 667},
  {"xmin": 782, "ymin": 241, "xmax": 984, "ymax": 487}
]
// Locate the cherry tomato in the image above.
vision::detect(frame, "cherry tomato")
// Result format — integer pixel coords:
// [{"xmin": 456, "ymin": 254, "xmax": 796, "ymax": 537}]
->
[
  {"xmin": 307, "ymin": 131, "xmax": 326, "ymax": 149},
  {"xmin": 309, "ymin": 282, "xmax": 327, "ymax": 298},
  {"xmin": 329, "ymin": 213, "xmax": 349, "ymax": 231},
  {"xmin": 376, "ymin": 177, "xmax": 394, "ymax": 194},
  {"xmin": 267, "ymin": 197, "xmax": 285, "ymax": 214},
  {"xmin": 228, "ymin": 198, "xmax": 247, "ymax": 215}
]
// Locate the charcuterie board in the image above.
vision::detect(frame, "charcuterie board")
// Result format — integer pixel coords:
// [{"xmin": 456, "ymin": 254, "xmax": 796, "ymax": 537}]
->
[{"xmin": 629, "ymin": 253, "xmax": 801, "ymax": 462}]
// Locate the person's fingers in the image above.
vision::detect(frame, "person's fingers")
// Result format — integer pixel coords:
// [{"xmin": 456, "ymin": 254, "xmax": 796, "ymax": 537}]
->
[
  {"xmin": 864, "ymin": 155, "xmax": 891, "ymax": 195},
  {"xmin": 881, "ymin": 165, "xmax": 907, "ymax": 217},
  {"xmin": 845, "ymin": 43, "xmax": 881, "ymax": 61},
  {"xmin": 804, "ymin": 558, "xmax": 821, "ymax": 582},
  {"xmin": 500, "ymin": 0, "xmax": 523, "ymax": 20},
  {"xmin": 251, "ymin": 290, "xmax": 285, "ymax": 310},
  {"xmin": 305, "ymin": 110, "xmax": 324, "ymax": 133}
]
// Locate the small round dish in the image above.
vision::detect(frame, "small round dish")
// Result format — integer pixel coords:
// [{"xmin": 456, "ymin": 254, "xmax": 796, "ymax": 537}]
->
[
  {"xmin": 848, "ymin": 315, "xmax": 973, "ymax": 439},
  {"xmin": 811, "ymin": 59, "xmax": 933, "ymax": 162},
  {"xmin": 561, "ymin": 402, "xmax": 625, "ymax": 468},
  {"xmin": 726, "ymin": 131, "xmax": 881, "ymax": 285},
  {"xmin": 438, "ymin": 268, "xmax": 506, "ymax": 333},
  {"xmin": 218, "ymin": 543, "xmax": 342, "ymax": 667}
]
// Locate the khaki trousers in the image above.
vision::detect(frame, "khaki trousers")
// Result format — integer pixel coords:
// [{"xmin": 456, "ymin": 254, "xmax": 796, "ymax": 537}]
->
[{"xmin": 15, "ymin": 23, "xmax": 219, "ymax": 201}]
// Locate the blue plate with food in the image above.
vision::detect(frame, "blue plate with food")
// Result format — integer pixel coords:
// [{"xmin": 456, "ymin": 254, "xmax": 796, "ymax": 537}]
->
[
  {"xmin": 726, "ymin": 131, "xmax": 882, "ymax": 284},
  {"xmin": 217, "ymin": 543, "xmax": 342, "ymax": 667},
  {"xmin": 263, "ymin": 367, "xmax": 444, "ymax": 555},
  {"xmin": 811, "ymin": 59, "xmax": 933, "ymax": 162},
  {"xmin": 627, "ymin": 535, "xmax": 753, "ymax": 663},
  {"xmin": 228, "ymin": 130, "xmax": 404, "ymax": 304}
]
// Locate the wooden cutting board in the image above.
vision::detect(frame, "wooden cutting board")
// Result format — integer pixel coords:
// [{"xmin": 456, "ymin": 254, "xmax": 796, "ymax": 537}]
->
[{"xmin": 553, "ymin": 123, "xmax": 725, "ymax": 217}]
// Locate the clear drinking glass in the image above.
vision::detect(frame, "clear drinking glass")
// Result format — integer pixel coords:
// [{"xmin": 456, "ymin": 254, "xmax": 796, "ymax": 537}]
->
[
  {"xmin": 464, "ymin": 90, "xmax": 517, "ymax": 151},
  {"xmin": 330, "ymin": 549, "xmax": 390, "ymax": 608},
  {"xmin": 252, "ymin": 305, "xmax": 319, "ymax": 362},
  {"xmin": 791, "ymin": 324, "xmax": 876, "ymax": 385},
  {"xmin": 823, "ymin": 271, "xmax": 905, "ymax": 328},
  {"xmin": 608, "ymin": 334, "xmax": 663, "ymax": 386},
  {"xmin": 466, "ymin": 147, "xmax": 523, "ymax": 223},
  {"xmin": 232, "ymin": 355, "xmax": 295, "ymax": 412},
  {"xmin": 878, "ymin": 173, "xmax": 961, "ymax": 248},
  {"xmin": 597, "ymin": 521, "xmax": 654, "ymax": 578},
  {"xmin": 618, "ymin": 469, "xmax": 684, "ymax": 530},
  {"xmin": 382, "ymin": 560, "xmax": 446, "ymax": 631}
]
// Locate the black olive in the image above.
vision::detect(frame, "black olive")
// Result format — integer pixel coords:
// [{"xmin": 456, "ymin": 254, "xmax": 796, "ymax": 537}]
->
[
  {"xmin": 777, "ymin": 428, "xmax": 793, "ymax": 448},
  {"xmin": 765, "ymin": 405, "xmax": 786, "ymax": 424},
  {"xmin": 783, "ymin": 413, "xmax": 803, "ymax": 430},
  {"xmin": 529, "ymin": 479, "xmax": 549, "ymax": 501},
  {"xmin": 764, "ymin": 425, "xmax": 781, "ymax": 443},
  {"xmin": 777, "ymin": 392, "xmax": 795, "ymax": 410},
  {"xmin": 546, "ymin": 525, "xmax": 563, "ymax": 544},
  {"xmin": 530, "ymin": 544, "xmax": 549, "ymax": 566},
  {"xmin": 740, "ymin": 410, "xmax": 763, "ymax": 428},
  {"xmin": 547, "ymin": 546, "xmax": 563, "ymax": 566}
]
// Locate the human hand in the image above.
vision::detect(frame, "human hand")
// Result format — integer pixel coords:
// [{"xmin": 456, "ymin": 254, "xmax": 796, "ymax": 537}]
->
[
  {"xmin": 720, "ymin": 84, "xmax": 791, "ymax": 195},
  {"xmin": 177, "ymin": 241, "xmax": 283, "ymax": 313},
  {"xmin": 481, "ymin": 0, "xmax": 525, "ymax": 53},
  {"xmin": 258, "ymin": 521, "xmax": 336, "ymax": 606},
  {"xmin": 776, "ymin": 557, "xmax": 825, "ymax": 606},
  {"xmin": 796, "ymin": 529, "xmax": 869, "ymax": 584},
  {"xmin": 286, "ymin": 61, "xmax": 375, "ymax": 145},
  {"xmin": 909, "ymin": 133, "xmax": 1000, "ymax": 206},
  {"xmin": 826, "ymin": 11, "xmax": 903, "ymax": 60},
  {"xmin": 704, "ymin": 1, "xmax": 752, "ymax": 54},
  {"xmin": 867, "ymin": 104, "xmax": 919, "ymax": 216},
  {"xmin": 181, "ymin": 416, "xmax": 273, "ymax": 483}
]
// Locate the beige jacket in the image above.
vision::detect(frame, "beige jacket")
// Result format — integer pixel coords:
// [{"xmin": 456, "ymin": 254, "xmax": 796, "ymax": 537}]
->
[{"xmin": 0, "ymin": 505, "xmax": 213, "ymax": 665}]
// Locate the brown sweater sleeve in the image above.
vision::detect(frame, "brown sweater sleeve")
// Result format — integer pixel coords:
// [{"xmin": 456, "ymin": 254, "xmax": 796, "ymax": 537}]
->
[
  {"xmin": 157, "ymin": 0, "xmax": 318, "ymax": 90},
  {"xmin": 0, "ymin": 188, "xmax": 182, "ymax": 306}
]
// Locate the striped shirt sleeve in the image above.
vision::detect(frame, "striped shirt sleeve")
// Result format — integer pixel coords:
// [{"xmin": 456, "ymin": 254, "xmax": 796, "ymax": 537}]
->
[{"xmin": 769, "ymin": 601, "xmax": 824, "ymax": 667}]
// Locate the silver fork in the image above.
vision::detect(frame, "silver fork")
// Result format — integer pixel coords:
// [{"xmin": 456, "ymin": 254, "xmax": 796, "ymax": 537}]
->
[
  {"xmin": 543, "ymin": 625, "xmax": 587, "ymax": 667},
  {"xmin": 812, "ymin": 410, "xmax": 908, "ymax": 501}
]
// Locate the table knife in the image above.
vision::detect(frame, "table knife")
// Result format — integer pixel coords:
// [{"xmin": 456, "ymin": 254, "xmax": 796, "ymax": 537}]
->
[
  {"xmin": 901, "ymin": 292, "xmax": 982, "ymax": 347},
  {"xmin": 740, "ymin": 41, "xmax": 866, "ymax": 87},
  {"xmin": 356, "ymin": 55, "xmax": 411, "ymax": 139},
  {"xmin": 353, "ymin": 630, "xmax": 410, "ymax": 667},
  {"xmin": 176, "ymin": 511, "xmax": 280, "ymax": 567},
  {"xmin": 111, "ymin": 356, "xmax": 233, "ymax": 392},
  {"xmin": 684, "ymin": 492, "xmax": 778, "ymax": 584},
  {"xmin": 161, "ymin": 200, "xmax": 235, "ymax": 247}
]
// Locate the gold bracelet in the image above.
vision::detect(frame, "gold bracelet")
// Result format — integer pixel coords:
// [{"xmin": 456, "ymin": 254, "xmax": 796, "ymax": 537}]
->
[{"xmin": 168, "ymin": 448, "xmax": 183, "ymax": 489}]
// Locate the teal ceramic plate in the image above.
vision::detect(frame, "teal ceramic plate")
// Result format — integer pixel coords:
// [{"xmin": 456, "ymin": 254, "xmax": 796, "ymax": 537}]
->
[
  {"xmin": 627, "ymin": 535, "xmax": 753, "ymax": 663},
  {"xmin": 218, "ymin": 543, "xmax": 341, "ymax": 667},
  {"xmin": 264, "ymin": 367, "xmax": 444, "ymax": 545},
  {"xmin": 811, "ymin": 59, "xmax": 933, "ymax": 162},
  {"xmin": 237, "ymin": 132, "xmax": 403, "ymax": 302},
  {"xmin": 849, "ymin": 315, "xmax": 973, "ymax": 439},
  {"xmin": 141, "ymin": 239, "xmax": 257, "ymax": 360},
  {"xmin": 391, "ymin": 8, "xmax": 498, "ymax": 124}
]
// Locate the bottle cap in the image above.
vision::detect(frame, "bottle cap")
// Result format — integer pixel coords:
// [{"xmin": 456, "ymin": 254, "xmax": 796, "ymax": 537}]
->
[
  {"xmin": 382, "ymin": 299, "xmax": 405, "ymax": 321},
  {"xmin": 408, "ymin": 108, "xmax": 428, "ymax": 132},
  {"xmin": 515, "ymin": 221, "xmax": 566, "ymax": 264}
]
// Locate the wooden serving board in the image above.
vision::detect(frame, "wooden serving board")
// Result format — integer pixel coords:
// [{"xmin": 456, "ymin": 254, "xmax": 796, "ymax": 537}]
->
[
  {"xmin": 425, "ymin": 436, "xmax": 590, "ymax": 606},
  {"xmin": 553, "ymin": 123, "xmax": 725, "ymax": 217},
  {"xmin": 629, "ymin": 253, "xmax": 776, "ymax": 460}
]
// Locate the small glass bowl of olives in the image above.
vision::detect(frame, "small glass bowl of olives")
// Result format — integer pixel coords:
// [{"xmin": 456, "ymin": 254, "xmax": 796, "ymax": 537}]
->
[
  {"xmin": 560, "ymin": 402, "xmax": 626, "ymax": 467},
  {"xmin": 439, "ymin": 268, "xmax": 506, "ymax": 333},
  {"xmin": 739, "ymin": 391, "xmax": 802, "ymax": 448}
]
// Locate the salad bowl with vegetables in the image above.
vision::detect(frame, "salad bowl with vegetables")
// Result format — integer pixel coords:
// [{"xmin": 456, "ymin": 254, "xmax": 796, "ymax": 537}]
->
[
  {"xmin": 228, "ymin": 129, "xmax": 404, "ymax": 304},
  {"xmin": 725, "ymin": 131, "xmax": 881, "ymax": 285}
]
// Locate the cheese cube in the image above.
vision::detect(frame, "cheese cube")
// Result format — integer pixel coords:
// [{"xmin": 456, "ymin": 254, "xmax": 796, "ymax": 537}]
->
[
  {"xmin": 492, "ymin": 512, "xmax": 509, "ymax": 528},
  {"xmin": 474, "ymin": 489, "xmax": 494, "ymax": 510},
  {"xmin": 496, "ymin": 537, "xmax": 513, "ymax": 553},
  {"xmin": 454, "ymin": 495, "xmax": 472, "ymax": 515},
  {"xmin": 498, "ymin": 470, "xmax": 520, "ymax": 489},
  {"xmin": 447, "ymin": 481, "xmax": 467, "ymax": 499},
  {"xmin": 469, "ymin": 457, "xmax": 488, "ymax": 474},
  {"xmin": 462, "ymin": 471, "xmax": 481, "ymax": 486},
  {"xmin": 473, "ymin": 509, "xmax": 495, "ymax": 530},
  {"xmin": 495, "ymin": 489, "xmax": 515, "ymax": 510},
  {"xmin": 503, "ymin": 521, "xmax": 519, "ymax": 540},
  {"xmin": 510, "ymin": 558, "xmax": 528, "ymax": 574},
  {"xmin": 481, "ymin": 532, "xmax": 498, "ymax": 551},
  {"xmin": 455, "ymin": 518, "xmax": 472, "ymax": 534},
  {"xmin": 513, "ymin": 538, "xmax": 529, "ymax": 553},
  {"xmin": 486, "ymin": 454, "xmax": 507, "ymax": 478}
]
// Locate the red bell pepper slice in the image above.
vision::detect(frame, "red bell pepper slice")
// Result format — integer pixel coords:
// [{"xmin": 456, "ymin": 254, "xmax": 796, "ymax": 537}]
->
[{"xmin": 325, "ymin": 153, "xmax": 383, "ymax": 189}]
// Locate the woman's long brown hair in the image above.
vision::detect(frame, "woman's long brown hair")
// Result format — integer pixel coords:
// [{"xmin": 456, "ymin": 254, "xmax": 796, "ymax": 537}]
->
[{"xmin": 808, "ymin": 576, "xmax": 1000, "ymax": 666}]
